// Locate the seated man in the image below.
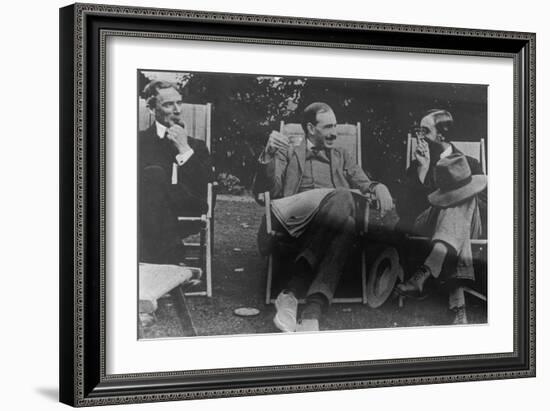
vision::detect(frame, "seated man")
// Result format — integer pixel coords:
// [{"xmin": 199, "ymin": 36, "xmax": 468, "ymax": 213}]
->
[
  {"xmin": 256, "ymin": 102, "xmax": 394, "ymax": 332},
  {"xmin": 395, "ymin": 109, "xmax": 487, "ymax": 324},
  {"xmin": 139, "ymin": 80, "xmax": 213, "ymax": 265}
]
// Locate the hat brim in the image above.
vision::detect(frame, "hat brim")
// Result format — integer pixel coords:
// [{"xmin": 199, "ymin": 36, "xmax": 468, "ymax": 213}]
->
[
  {"xmin": 428, "ymin": 175, "xmax": 487, "ymax": 208},
  {"xmin": 366, "ymin": 247, "xmax": 401, "ymax": 308}
]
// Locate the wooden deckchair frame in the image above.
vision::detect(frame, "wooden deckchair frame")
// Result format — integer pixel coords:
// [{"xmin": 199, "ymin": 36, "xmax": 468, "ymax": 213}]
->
[{"xmin": 263, "ymin": 122, "xmax": 382, "ymax": 305}]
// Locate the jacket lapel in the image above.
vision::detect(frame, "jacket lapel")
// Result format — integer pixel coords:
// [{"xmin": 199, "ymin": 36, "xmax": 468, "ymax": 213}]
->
[
  {"xmin": 282, "ymin": 137, "xmax": 306, "ymax": 196},
  {"xmin": 146, "ymin": 123, "xmax": 158, "ymax": 140},
  {"xmin": 329, "ymin": 147, "xmax": 337, "ymax": 184},
  {"xmin": 294, "ymin": 137, "xmax": 306, "ymax": 175}
]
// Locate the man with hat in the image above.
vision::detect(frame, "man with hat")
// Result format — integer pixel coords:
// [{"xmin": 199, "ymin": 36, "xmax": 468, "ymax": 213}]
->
[{"xmin": 396, "ymin": 109, "xmax": 487, "ymax": 324}]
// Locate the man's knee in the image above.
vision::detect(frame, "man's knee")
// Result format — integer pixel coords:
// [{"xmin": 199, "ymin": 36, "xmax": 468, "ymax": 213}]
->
[
  {"xmin": 316, "ymin": 188, "xmax": 355, "ymax": 228},
  {"xmin": 327, "ymin": 188, "xmax": 355, "ymax": 212}
]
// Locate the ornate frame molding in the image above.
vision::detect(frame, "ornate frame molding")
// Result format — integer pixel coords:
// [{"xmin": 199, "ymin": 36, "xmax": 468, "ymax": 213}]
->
[{"xmin": 60, "ymin": 3, "xmax": 535, "ymax": 407}]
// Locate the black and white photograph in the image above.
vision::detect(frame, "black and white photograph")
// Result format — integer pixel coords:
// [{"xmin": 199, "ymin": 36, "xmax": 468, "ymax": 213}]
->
[
  {"xmin": 137, "ymin": 69, "xmax": 488, "ymax": 338},
  {"xmin": 56, "ymin": 2, "xmax": 537, "ymax": 407}
]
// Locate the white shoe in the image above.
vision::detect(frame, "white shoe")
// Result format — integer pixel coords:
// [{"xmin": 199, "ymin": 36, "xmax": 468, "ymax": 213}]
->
[{"xmin": 273, "ymin": 291, "xmax": 298, "ymax": 332}]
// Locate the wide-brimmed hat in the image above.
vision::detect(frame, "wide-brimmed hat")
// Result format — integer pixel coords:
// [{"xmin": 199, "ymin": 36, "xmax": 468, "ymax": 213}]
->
[{"xmin": 428, "ymin": 153, "xmax": 487, "ymax": 208}]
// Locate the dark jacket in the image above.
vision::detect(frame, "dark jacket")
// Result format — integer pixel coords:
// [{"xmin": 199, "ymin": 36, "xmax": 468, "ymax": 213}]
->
[{"xmin": 139, "ymin": 124, "xmax": 214, "ymax": 202}]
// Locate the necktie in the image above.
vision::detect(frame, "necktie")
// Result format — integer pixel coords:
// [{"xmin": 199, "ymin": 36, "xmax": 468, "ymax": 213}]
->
[{"xmin": 309, "ymin": 147, "xmax": 329, "ymax": 160}]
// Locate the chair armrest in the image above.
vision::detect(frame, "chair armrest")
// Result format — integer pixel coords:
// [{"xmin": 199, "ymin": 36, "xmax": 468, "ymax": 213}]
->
[
  {"xmin": 264, "ymin": 191, "xmax": 272, "ymax": 234},
  {"xmin": 177, "ymin": 216, "xmax": 207, "ymax": 222},
  {"xmin": 207, "ymin": 182, "xmax": 213, "ymax": 219},
  {"xmin": 176, "ymin": 182, "xmax": 214, "ymax": 222},
  {"xmin": 354, "ymin": 192, "xmax": 377, "ymax": 234},
  {"xmin": 211, "ymin": 181, "xmax": 218, "ymax": 212}
]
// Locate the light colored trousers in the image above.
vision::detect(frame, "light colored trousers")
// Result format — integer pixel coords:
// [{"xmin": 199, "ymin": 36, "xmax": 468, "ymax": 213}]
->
[{"xmin": 414, "ymin": 197, "xmax": 483, "ymax": 308}]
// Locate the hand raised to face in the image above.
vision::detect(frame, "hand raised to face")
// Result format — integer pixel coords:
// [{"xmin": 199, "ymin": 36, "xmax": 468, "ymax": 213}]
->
[
  {"xmin": 166, "ymin": 123, "xmax": 190, "ymax": 154},
  {"xmin": 414, "ymin": 138, "xmax": 430, "ymax": 168},
  {"xmin": 265, "ymin": 131, "xmax": 290, "ymax": 155}
]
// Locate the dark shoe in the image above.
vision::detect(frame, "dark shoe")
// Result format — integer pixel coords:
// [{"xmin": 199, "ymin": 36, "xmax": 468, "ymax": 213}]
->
[
  {"xmin": 301, "ymin": 302, "xmax": 322, "ymax": 321},
  {"xmin": 453, "ymin": 305, "xmax": 468, "ymax": 325},
  {"xmin": 300, "ymin": 294, "xmax": 325, "ymax": 320},
  {"xmin": 395, "ymin": 265, "xmax": 432, "ymax": 299},
  {"xmin": 296, "ymin": 319, "xmax": 319, "ymax": 332}
]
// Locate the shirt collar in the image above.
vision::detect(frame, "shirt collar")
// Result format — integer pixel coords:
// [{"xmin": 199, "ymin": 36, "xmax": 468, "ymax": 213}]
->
[
  {"xmin": 306, "ymin": 139, "xmax": 327, "ymax": 153},
  {"xmin": 155, "ymin": 121, "xmax": 167, "ymax": 139},
  {"xmin": 440, "ymin": 145, "xmax": 453, "ymax": 159},
  {"xmin": 305, "ymin": 139, "xmax": 330, "ymax": 162}
]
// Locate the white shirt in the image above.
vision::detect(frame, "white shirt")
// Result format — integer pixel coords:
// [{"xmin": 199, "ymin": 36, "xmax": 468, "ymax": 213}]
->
[
  {"xmin": 155, "ymin": 121, "xmax": 194, "ymax": 184},
  {"xmin": 155, "ymin": 121, "xmax": 194, "ymax": 166}
]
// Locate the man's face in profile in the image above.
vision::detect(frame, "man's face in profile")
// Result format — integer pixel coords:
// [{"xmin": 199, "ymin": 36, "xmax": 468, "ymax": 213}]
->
[
  {"xmin": 308, "ymin": 109, "xmax": 338, "ymax": 149},
  {"xmin": 153, "ymin": 87, "xmax": 184, "ymax": 127},
  {"xmin": 419, "ymin": 113, "xmax": 442, "ymax": 144}
]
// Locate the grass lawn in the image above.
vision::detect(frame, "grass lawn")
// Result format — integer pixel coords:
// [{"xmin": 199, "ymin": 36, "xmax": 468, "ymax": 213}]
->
[{"xmin": 139, "ymin": 196, "xmax": 487, "ymax": 339}]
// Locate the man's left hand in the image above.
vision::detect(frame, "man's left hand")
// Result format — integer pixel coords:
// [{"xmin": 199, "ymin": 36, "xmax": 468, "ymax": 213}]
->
[
  {"xmin": 166, "ymin": 123, "xmax": 191, "ymax": 154},
  {"xmin": 373, "ymin": 184, "xmax": 393, "ymax": 216}
]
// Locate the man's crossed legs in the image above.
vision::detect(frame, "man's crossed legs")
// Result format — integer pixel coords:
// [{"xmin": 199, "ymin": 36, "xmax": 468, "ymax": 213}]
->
[{"xmin": 273, "ymin": 188, "xmax": 357, "ymax": 332}]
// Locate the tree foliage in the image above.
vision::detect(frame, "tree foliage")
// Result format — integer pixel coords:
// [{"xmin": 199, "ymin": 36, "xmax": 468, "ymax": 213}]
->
[{"xmin": 139, "ymin": 72, "xmax": 487, "ymax": 190}]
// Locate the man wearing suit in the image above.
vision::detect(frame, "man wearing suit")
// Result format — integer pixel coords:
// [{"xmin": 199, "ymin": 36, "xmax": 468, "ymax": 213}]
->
[
  {"xmin": 256, "ymin": 102, "xmax": 395, "ymax": 332},
  {"xmin": 139, "ymin": 80, "xmax": 213, "ymax": 265}
]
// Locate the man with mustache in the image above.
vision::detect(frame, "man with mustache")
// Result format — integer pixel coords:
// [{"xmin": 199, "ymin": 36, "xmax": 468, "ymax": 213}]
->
[
  {"xmin": 257, "ymin": 102, "xmax": 394, "ymax": 332},
  {"xmin": 396, "ymin": 109, "xmax": 487, "ymax": 324},
  {"xmin": 139, "ymin": 80, "xmax": 213, "ymax": 265}
]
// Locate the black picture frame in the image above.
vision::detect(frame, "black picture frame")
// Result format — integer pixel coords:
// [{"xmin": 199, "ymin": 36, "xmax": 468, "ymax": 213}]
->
[{"xmin": 59, "ymin": 3, "xmax": 535, "ymax": 407}]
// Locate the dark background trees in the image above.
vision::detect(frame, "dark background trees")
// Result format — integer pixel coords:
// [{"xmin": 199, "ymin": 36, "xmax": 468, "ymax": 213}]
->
[{"xmin": 139, "ymin": 71, "xmax": 487, "ymax": 192}]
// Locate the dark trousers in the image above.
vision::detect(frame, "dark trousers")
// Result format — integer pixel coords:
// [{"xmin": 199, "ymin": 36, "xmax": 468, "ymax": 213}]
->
[
  {"xmin": 261, "ymin": 188, "xmax": 357, "ymax": 303},
  {"xmin": 140, "ymin": 165, "xmax": 207, "ymax": 264}
]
